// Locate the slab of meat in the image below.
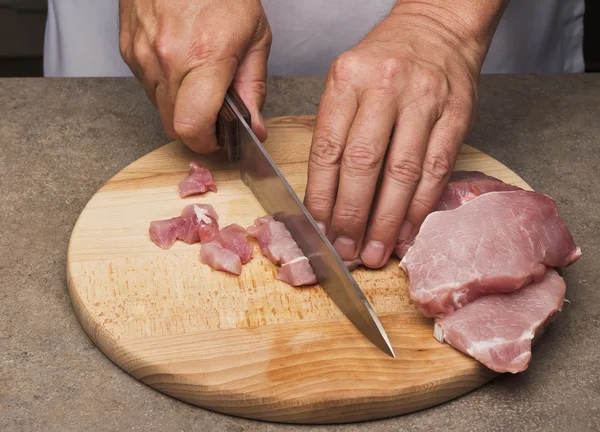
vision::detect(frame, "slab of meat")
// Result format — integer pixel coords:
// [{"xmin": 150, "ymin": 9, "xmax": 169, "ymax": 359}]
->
[
  {"xmin": 178, "ymin": 161, "xmax": 217, "ymax": 198},
  {"xmin": 214, "ymin": 224, "xmax": 253, "ymax": 264},
  {"xmin": 394, "ymin": 171, "xmax": 523, "ymax": 258},
  {"xmin": 247, "ymin": 216, "xmax": 317, "ymax": 286},
  {"xmin": 433, "ymin": 268, "xmax": 567, "ymax": 373},
  {"xmin": 401, "ymin": 190, "xmax": 581, "ymax": 318},
  {"xmin": 149, "ymin": 203, "xmax": 219, "ymax": 249},
  {"xmin": 200, "ymin": 241, "xmax": 242, "ymax": 275},
  {"xmin": 436, "ymin": 170, "xmax": 522, "ymax": 211}
]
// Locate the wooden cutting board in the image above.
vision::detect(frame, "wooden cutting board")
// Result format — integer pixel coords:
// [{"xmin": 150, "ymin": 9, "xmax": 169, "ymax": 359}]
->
[{"xmin": 67, "ymin": 115, "xmax": 532, "ymax": 424}]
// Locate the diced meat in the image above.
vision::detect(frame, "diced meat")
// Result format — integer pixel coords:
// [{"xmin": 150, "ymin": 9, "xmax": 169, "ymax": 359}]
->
[
  {"xmin": 200, "ymin": 241, "xmax": 242, "ymax": 275},
  {"xmin": 149, "ymin": 217, "xmax": 187, "ymax": 250},
  {"xmin": 394, "ymin": 171, "xmax": 523, "ymax": 259},
  {"xmin": 433, "ymin": 268, "xmax": 567, "ymax": 373},
  {"xmin": 180, "ymin": 203, "xmax": 219, "ymax": 243},
  {"xmin": 277, "ymin": 256, "xmax": 318, "ymax": 286},
  {"xmin": 247, "ymin": 216, "xmax": 317, "ymax": 286},
  {"xmin": 401, "ymin": 190, "xmax": 581, "ymax": 318},
  {"xmin": 178, "ymin": 161, "xmax": 217, "ymax": 198},
  {"xmin": 436, "ymin": 170, "xmax": 522, "ymax": 211},
  {"xmin": 149, "ymin": 203, "xmax": 219, "ymax": 249},
  {"xmin": 214, "ymin": 224, "xmax": 253, "ymax": 264}
]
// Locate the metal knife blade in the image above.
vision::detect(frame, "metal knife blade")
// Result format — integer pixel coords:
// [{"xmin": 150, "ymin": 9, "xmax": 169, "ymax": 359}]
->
[{"xmin": 221, "ymin": 92, "xmax": 395, "ymax": 358}]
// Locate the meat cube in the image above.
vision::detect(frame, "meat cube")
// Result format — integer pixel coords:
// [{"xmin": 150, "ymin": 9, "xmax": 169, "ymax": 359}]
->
[
  {"xmin": 178, "ymin": 161, "xmax": 217, "ymax": 198},
  {"xmin": 200, "ymin": 241, "xmax": 242, "ymax": 275}
]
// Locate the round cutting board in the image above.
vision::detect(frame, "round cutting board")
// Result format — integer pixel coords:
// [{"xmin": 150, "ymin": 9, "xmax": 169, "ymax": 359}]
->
[{"xmin": 67, "ymin": 115, "xmax": 532, "ymax": 424}]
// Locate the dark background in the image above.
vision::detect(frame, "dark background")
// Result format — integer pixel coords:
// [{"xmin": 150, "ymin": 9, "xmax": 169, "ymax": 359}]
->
[{"xmin": 0, "ymin": 0, "xmax": 599, "ymax": 77}]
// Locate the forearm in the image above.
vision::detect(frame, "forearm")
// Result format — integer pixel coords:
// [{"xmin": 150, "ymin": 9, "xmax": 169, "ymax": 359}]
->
[{"xmin": 391, "ymin": 0, "xmax": 509, "ymax": 63}]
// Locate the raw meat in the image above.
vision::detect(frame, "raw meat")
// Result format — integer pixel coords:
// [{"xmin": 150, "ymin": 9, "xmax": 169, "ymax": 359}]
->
[
  {"xmin": 214, "ymin": 224, "xmax": 253, "ymax": 264},
  {"xmin": 200, "ymin": 241, "xmax": 242, "ymax": 275},
  {"xmin": 148, "ymin": 203, "xmax": 219, "ymax": 249},
  {"xmin": 277, "ymin": 256, "xmax": 318, "ymax": 286},
  {"xmin": 394, "ymin": 171, "xmax": 522, "ymax": 258},
  {"xmin": 148, "ymin": 217, "xmax": 187, "ymax": 250},
  {"xmin": 247, "ymin": 216, "xmax": 317, "ymax": 286},
  {"xmin": 433, "ymin": 268, "xmax": 567, "ymax": 373},
  {"xmin": 178, "ymin": 161, "xmax": 217, "ymax": 198},
  {"xmin": 436, "ymin": 170, "xmax": 522, "ymax": 211},
  {"xmin": 401, "ymin": 190, "xmax": 581, "ymax": 318},
  {"xmin": 180, "ymin": 203, "xmax": 219, "ymax": 243}
]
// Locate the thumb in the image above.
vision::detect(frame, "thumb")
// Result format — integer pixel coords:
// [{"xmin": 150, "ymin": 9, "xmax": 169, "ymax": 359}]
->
[{"xmin": 233, "ymin": 24, "xmax": 272, "ymax": 142}]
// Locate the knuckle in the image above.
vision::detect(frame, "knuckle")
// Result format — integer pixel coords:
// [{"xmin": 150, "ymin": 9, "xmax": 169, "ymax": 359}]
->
[
  {"xmin": 334, "ymin": 203, "xmax": 367, "ymax": 228},
  {"xmin": 410, "ymin": 193, "xmax": 438, "ymax": 214},
  {"xmin": 414, "ymin": 67, "xmax": 447, "ymax": 99},
  {"xmin": 372, "ymin": 211, "xmax": 400, "ymax": 231},
  {"xmin": 132, "ymin": 32, "xmax": 152, "ymax": 66},
  {"xmin": 377, "ymin": 57, "xmax": 407, "ymax": 81},
  {"xmin": 304, "ymin": 190, "xmax": 332, "ymax": 214},
  {"xmin": 329, "ymin": 52, "xmax": 360, "ymax": 90},
  {"xmin": 154, "ymin": 32, "xmax": 175, "ymax": 65},
  {"xmin": 310, "ymin": 127, "xmax": 345, "ymax": 168},
  {"xmin": 386, "ymin": 158, "xmax": 422, "ymax": 187},
  {"xmin": 343, "ymin": 141, "xmax": 382, "ymax": 172},
  {"xmin": 173, "ymin": 121, "xmax": 203, "ymax": 141},
  {"xmin": 422, "ymin": 152, "xmax": 453, "ymax": 182}
]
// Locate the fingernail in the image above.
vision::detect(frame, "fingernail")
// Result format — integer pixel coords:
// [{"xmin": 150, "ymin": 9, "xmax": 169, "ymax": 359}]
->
[
  {"xmin": 399, "ymin": 220, "xmax": 413, "ymax": 241},
  {"xmin": 333, "ymin": 236, "xmax": 356, "ymax": 260},
  {"xmin": 316, "ymin": 222, "xmax": 326, "ymax": 235},
  {"xmin": 361, "ymin": 241, "xmax": 386, "ymax": 267}
]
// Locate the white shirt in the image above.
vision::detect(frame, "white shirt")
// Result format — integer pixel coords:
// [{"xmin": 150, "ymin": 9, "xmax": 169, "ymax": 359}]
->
[{"xmin": 43, "ymin": 0, "xmax": 585, "ymax": 77}]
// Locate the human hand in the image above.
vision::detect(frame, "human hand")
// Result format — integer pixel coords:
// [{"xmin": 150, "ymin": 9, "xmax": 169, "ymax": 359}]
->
[
  {"xmin": 119, "ymin": 0, "xmax": 272, "ymax": 152},
  {"xmin": 304, "ymin": 1, "xmax": 502, "ymax": 268}
]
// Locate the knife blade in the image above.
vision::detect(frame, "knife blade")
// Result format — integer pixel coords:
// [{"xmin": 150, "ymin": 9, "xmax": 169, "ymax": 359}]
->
[{"xmin": 216, "ymin": 89, "xmax": 395, "ymax": 358}]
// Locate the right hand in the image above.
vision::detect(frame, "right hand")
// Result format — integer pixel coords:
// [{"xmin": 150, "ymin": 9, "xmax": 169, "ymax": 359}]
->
[{"xmin": 119, "ymin": 0, "xmax": 272, "ymax": 152}]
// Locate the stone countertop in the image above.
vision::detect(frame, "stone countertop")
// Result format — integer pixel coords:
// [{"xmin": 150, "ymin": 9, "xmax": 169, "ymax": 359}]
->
[{"xmin": 1, "ymin": 75, "xmax": 598, "ymax": 432}]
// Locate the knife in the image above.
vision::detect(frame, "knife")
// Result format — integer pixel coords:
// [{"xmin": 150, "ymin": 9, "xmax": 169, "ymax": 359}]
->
[{"xmin": 216, "ymin": 88, "xmax": 395, "ymax": 358}]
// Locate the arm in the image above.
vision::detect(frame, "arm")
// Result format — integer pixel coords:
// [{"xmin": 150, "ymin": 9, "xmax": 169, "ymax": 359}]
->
[{"xmin": 304, "ymin": 0, "xmax": 508, "ymax": 268}]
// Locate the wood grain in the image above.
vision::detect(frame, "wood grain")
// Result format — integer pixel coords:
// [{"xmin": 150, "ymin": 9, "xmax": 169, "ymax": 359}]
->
[{"xmin": 67, "ymin": 115, "xmax": 532, "ymax": 424}]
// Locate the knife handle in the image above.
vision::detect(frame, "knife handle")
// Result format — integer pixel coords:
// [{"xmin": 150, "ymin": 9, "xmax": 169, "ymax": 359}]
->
[{"xmin": 216, "ymin": 88, "xmax": 251, "ymax": 162}]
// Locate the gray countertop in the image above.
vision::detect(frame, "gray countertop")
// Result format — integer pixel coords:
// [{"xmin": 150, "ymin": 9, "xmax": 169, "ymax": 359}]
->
[{"xmin": 1, "ymin": 75, "xmax": 599, "ymax": 431}]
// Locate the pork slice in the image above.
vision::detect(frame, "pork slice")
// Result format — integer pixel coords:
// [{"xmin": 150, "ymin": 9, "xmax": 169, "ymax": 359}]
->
[
  {"xmin": 180, "ymin": 203, "xmax": 219, "ymax": 243},
  {"xmin": 200, "ymin": 241, "xmax": 242, "ymax": 275},
  {"xmin": 178, "ymin": 161, "xmax": 217, "ymax": 198},
  {"xmin": 394, "ymin": 171, "xmax": 523, "ymax": 259},
  {"xmin": 436, "ymin": 170, "xmax": 522, "ymax": 211},
  {"xmin": 149, "ymin": 217, "xmax": 187, "ymax": 249},
  {"xmin": 434, "ymin": 268, "xmax": 566, "ymax": 373},
  {"xmin": 401, "ymin": 190, "xmax": 581, "ymax": 318},
  {"xmin": 214, "ymin": 224, "xmax": 253, "ymax": 264}
]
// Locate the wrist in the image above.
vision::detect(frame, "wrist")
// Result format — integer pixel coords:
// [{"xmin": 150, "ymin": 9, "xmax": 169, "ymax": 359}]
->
[{"xmin": 391, "ymin": 0, "xmax": 507, "ymax": 66}]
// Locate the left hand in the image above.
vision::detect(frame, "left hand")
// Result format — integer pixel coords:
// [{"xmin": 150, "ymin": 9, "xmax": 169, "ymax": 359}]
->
[{"xmin": 304, "ymin": 4, "xmax": 490, "ymax": 268}]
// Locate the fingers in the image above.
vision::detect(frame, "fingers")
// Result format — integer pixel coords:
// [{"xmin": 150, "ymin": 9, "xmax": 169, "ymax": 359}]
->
[
  {"xmin": 172, "ymin": 57, "xmax": 239, "ymax": 153},
  {"xmin": 233, "ymin": 19, "xmax": 272, "ymax": 142},
  {"xmin": 398, "ymin": 102, "xmax": 472, "ymax": 240},
  {"xmin": 303, "ymin": 74, "xmax": 358, "ymax": 239},
  {"xmin": 130, "ymin": 30, "xmax": 160, "ymax": 106},
  {"xmin": 155, "ymin": 83, "xmax": 178, "ymax": 139},
  {"xmin": 359, "ymin": 105, "xmax": 437, "ymax": 268},
  {"xmin": 329, "ymin": 90, "xmax": 397, "ymax": 261}
]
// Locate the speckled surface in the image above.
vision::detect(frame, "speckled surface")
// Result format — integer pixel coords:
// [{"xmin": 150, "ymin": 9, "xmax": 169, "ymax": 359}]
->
[{"xmin": 1, "ymin": 76, "xmax": 599, "ymax": 431}]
